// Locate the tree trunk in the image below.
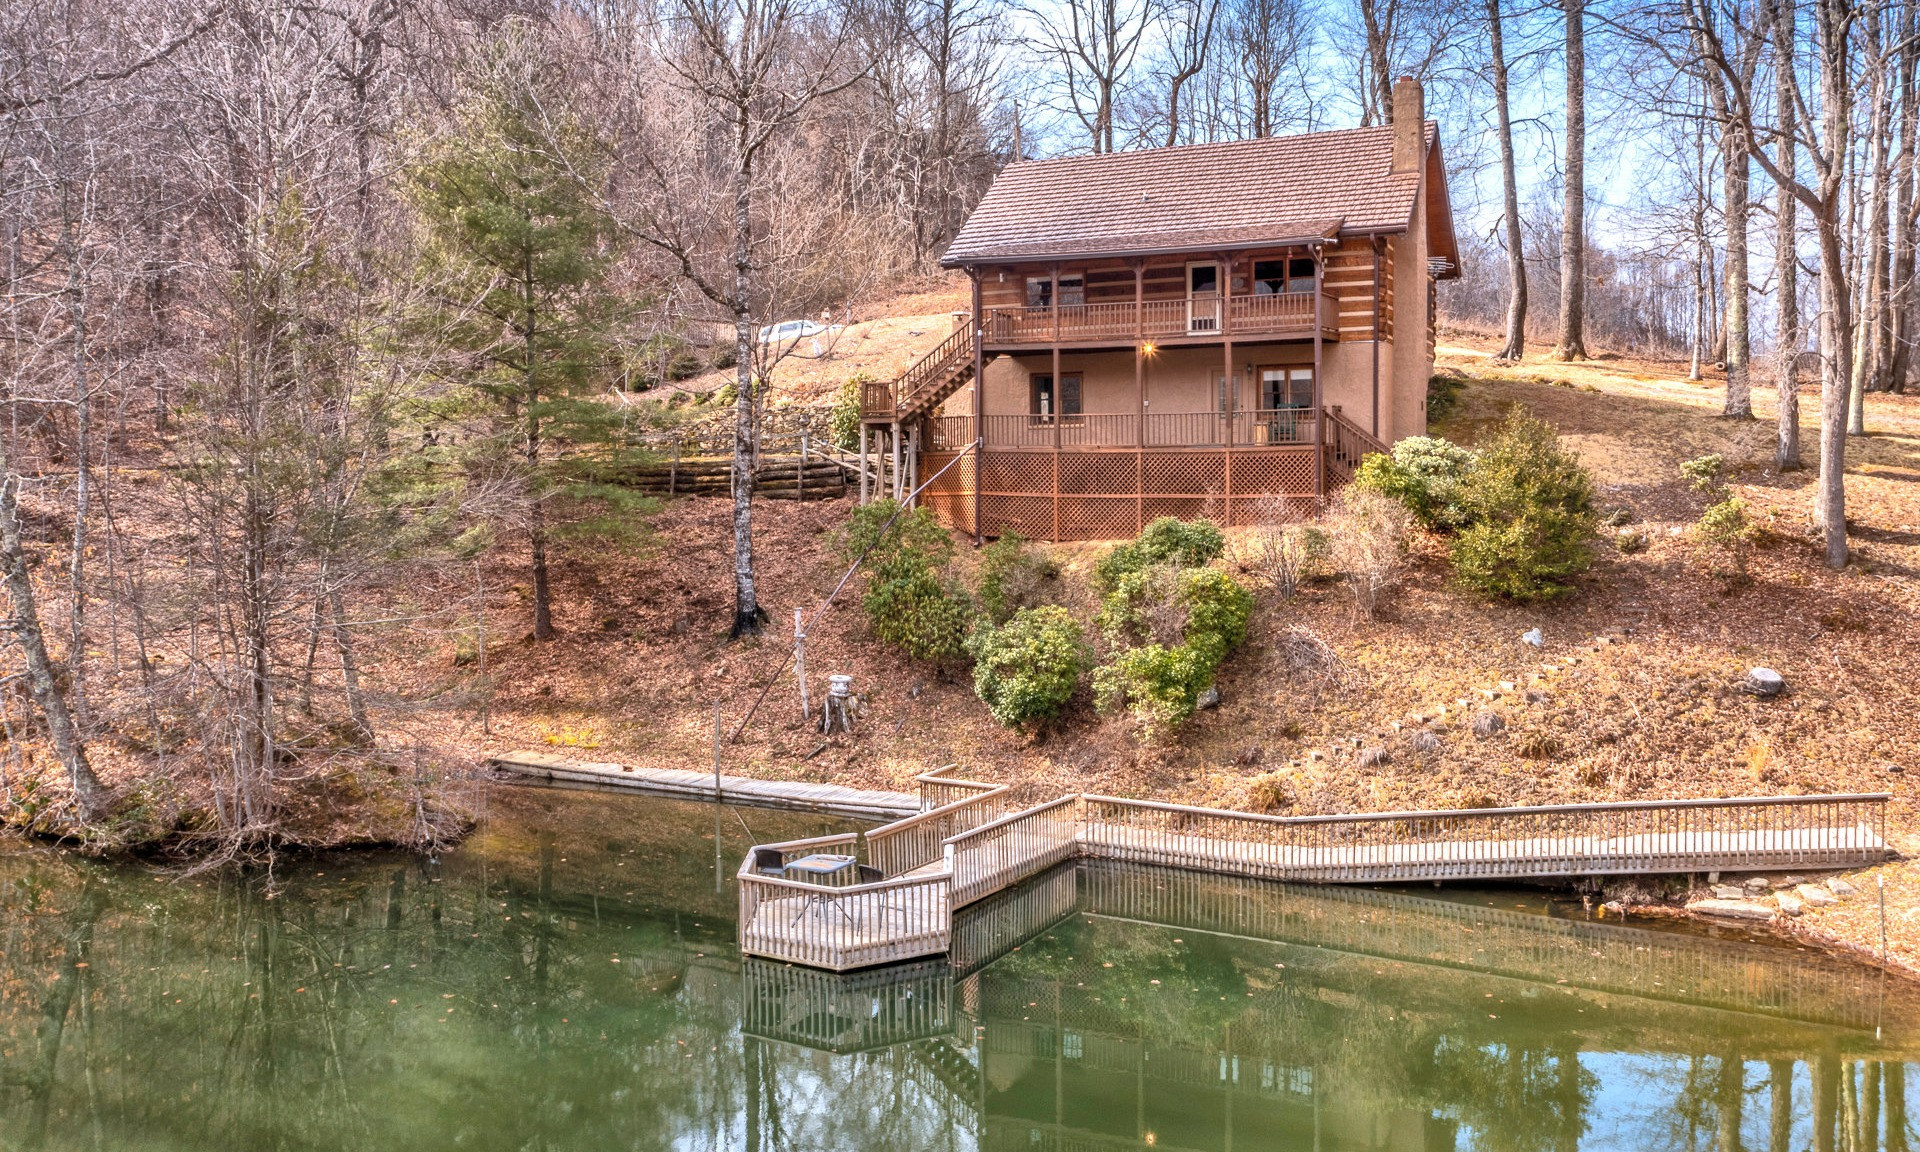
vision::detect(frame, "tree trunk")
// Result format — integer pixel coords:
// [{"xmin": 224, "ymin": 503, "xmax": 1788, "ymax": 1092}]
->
[
  {"xmin": 1769, "ymin": 1061, "xmax": 1792, "ymax": 1152},
  {"xmin": 1814, "ymin": 208, "xmax": 1853, "ymax": 567},
  {"xmin": 1491, "ymin": 0, "xmax": 1527, "ymax": 360},
  {"xmin": 1722, "ymin": 117, "xmax": 1751, "ymax": 415},
  {"xmin": 1553, "ymin": 0, "xmax": 1589, "ymax": 361},
  {"xmin": 730, "ymin": 129, "xmax": 764, "ymax": 639},
  {"xmin": 1717, "ymin": 1052, "xmax": 1744, "ymax": 1152},
  {"xmin": 0, "ymin": 471, "xmax": 106, "ymax": 818},
  {"xmin": 1774, "ymin": 0, "xmax": 1802, "ymax": 468}
]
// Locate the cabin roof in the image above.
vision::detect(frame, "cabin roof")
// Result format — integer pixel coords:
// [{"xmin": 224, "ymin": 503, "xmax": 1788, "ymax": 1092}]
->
[{"xmin": 942, "ymin": 122, "xmax": 1455, "ymax": 272}]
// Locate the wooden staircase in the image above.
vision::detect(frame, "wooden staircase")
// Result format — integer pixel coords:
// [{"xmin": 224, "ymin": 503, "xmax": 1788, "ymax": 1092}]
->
[{"xmin": 863, "ymin": 324, "xmax": 975, "ymax": 424}]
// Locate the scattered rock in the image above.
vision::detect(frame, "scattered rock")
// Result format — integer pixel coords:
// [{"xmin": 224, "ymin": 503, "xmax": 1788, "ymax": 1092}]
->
[
  {"xmin": 1774, "ymin": 874, "xmax": 1804, "ymax": 889},
  {"xmin": 1742, "ymin": 877, "xmax": 1771, "ymax": 895},
  {"xmin": 1776, "ymin": 891, "xmax": 1807, "ymax": 917},
  {"xmin": 1828, "ymin": 877, "xmax": 1857, "ymax": 898},
  {"xmin": 1687, "ymin": 898, "xmax": 1776, "ymax": 922},
  {"xmin": 1357, "ymin": 745, "xmax": 1391, "ymax": 769},
  {"xmin": 1196, "ymin": 687, "xmax": 1221, "ymax": 710},
  {"xmin": 1743, "ymin": 667, "xmax": 1786, "ymax": 697},
  {"xmin": 1479, "ymin": 688, "xmax": 1501, "ymax": 701},
  {"xmin": 1408, "ymin": 730, "xmax": 1442, "ymax": 754},
  {"xmin": 907, "ymin": 680, "xmax": 924, "ymax": 700},
  {"xmin": 1471, "ymin": 711, "xmax": 1506, "ymax": 739},
  {"xmin": 1308, "ymin": 750, "xmax": 1324, "ymax": 762},
  {"xmin": 1795, "ymin": 883, "xmax": 1838, "ymax": 908},
  {"xmin": 1522, "ymin": 628, "xmax": 1545, "ymax": 648},
  {"xmin": 1498, "ymin": 680, "xmax": 1516, "ymax": 693},
  {"xmin": 1711, "ymin": 885, "xmax": 1745, "ymax": 901},
  {"xmin": 1524, "ymin": 689, "xmax": 1550, "ymax": 705}
]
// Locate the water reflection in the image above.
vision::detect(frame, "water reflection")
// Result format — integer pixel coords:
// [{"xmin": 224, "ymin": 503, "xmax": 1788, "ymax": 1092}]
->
[{"xmin": 0, "ymin": 788, "xmax": 1912, "ymax": 1152}]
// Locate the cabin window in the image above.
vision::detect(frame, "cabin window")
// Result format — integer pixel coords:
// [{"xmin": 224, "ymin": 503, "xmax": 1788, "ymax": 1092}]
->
[
  {"xmin": 1252, "ymin": 258, "xmax": 1318, "ymax": 294},
  {"xmin": 1029, "ymin": 372, "xmax": 1082, "ymax": 420},
  {"xmin": 1188, "ymin": 263, "xmax": 1220, "ymax": 296},
  {"xmin": 1259, "ymin": 366, "xmax": 1315, "ymax": 410},
  {"xmin": 1026, "ymin": 276, "xmax": 1085, "ymax": 308},
  {"xmin": 1211, "ymin": 369, "xmax": 1245, "ymax": 414}
]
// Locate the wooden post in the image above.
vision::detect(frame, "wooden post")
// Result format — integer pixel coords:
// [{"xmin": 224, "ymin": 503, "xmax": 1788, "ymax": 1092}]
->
[
  {"xmin": 971, "ymin": 270, "xmax": 985, "ymax": 545},
  {"xmin": 793, "ymin": 608, "xmax": 809, "ymax": 722},
  {"xmin": 712, "ymin": 699, "xmax": 723, "ymax": 799},
  {"xmin": 1314, "ymin": 244, "xmax": 1326, "ymax": 503},
  {"xmin": 1135, "ymin": 262, "xmax": 1146, "ymax": 449},
  {"xmin": 858, "ymin": 427, "xmax": 868, "ymax": 504},
  {"xmin": 1223, "ymin": 255, "xmax": 1234, "ymax": 525},
  {"xmin": 890, "ymin": 422, "xmax": 902, "ymax": 502},
  {"xmin": 1052, "ymin": 339, "xmax": 1062, "ymax": 540},
  {"xmin": 670, "ymin": 442, "xmax": 679, "ymax": 496},
  {"xmin": 798, "ymin": 430, "xmax": 807, "ymax": 502}
]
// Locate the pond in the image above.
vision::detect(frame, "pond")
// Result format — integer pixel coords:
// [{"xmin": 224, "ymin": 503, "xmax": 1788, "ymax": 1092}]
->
[{"xmin": 0, "ymin": 785, "xmax": 1913, "ymax": 1151}]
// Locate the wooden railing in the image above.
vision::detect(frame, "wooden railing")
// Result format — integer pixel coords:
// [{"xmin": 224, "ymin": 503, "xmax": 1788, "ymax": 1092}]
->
[
  {"xmin": 928, "ymin": 411, "xmax": 1318, "ymax": 452},
  {"xmin": 980, "ymin": 291, "xmax": 1338, "ymax": 346},
  {"xmin": 945, "ymin": 796, "xmax": 1080, "ymax": 905},
  {"xmin": 1322, "ymin": 404, "xmax": 1388, "ymax": 486},
  {"xmin": 1077, "ymin": 793, "xmax": 1889, "ymax": 883},
  {"xmin": 867, "ymin": 785, "xmax": 1015, "ymax": 877},
  {"xmin": 739, "ymin": 769, "xmax": 1890, "ymax": 971},
  {"xmin": 891, "ymin": 324, "xmax": 975, "ymax": 417},
  {"xmin": 915, "ymin": 764, "xmax": 1003, "ymax": 811}
]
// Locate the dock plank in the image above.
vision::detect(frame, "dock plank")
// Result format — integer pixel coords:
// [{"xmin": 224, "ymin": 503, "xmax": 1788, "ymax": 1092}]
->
[{"xmin": 489, "ymin": 751, "xmax": 918, "ymax": 820}]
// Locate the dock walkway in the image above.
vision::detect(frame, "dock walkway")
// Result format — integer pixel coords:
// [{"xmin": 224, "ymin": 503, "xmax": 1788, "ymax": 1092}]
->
[
  {"xmin": 739, "ymin": 769, "xmax": 1891, "ymax": 971},
  {"xmin": 491, "ymin": 751, "xmax": 918, "ymax": 820}
]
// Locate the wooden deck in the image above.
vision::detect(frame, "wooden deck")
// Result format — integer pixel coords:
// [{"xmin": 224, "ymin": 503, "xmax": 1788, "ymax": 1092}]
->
[
  {"xmin": 490, "ymin": 751, "xmax": 918, "ymax": 820},
  {"xmin": 738, "ymin": 774, "xmax": 1891, "ymax": 972}
]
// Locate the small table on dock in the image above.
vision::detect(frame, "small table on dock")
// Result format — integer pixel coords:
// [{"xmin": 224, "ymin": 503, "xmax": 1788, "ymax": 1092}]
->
[{"xmin": 784, "ymin": 854, "xmax": 858, "ymax": 923}]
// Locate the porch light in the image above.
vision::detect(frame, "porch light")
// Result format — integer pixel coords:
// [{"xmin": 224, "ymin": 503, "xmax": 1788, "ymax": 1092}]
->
[{"xmin": 1141, "ymin": 342, "xmax": 1157, "ymax": 356}]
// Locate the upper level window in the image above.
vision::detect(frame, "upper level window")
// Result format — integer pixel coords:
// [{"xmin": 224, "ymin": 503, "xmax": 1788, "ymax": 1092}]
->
[
  {"xmin": 1026, "ymin": 276, "xmax": 1085, "ymax": 308},
  {"xmin": 1253, "ymin": 258, "xmax": 1317, "ymax": 294}
]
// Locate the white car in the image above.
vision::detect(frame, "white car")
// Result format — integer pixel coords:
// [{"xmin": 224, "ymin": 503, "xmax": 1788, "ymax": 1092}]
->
[{"xmin": 757, "ymin": 319, "xmax": 841, "ymax": 347}]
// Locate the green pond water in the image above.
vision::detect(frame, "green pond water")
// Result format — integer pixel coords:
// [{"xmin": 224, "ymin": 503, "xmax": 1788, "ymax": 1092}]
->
[{"xmin": 1, "ymin": 785, "xmax": 1914, "ymax": 1152}]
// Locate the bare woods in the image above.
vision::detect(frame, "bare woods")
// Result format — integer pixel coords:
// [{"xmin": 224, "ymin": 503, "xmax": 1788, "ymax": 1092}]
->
[{"xmin": 0, "ymin": 0, "xmax": 1906, "ymax": 851}]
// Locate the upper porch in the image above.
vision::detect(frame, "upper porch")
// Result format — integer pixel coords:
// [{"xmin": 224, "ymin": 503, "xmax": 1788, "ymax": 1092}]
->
[{"xmin": 982, "ymin": 288, "xmax": 1339, "ymax": 348}]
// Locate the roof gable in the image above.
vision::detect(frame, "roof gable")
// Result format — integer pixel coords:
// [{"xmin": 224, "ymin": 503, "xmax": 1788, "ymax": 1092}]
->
[{"xmin": 943, "ymin": 123, "xmax": 1440, "ymax": 267}]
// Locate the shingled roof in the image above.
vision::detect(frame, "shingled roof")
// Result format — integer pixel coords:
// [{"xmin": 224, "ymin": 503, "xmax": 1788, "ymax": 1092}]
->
[{"xmin": 941, "ymin": 122, "xmax": 1449, "ymax": 267}]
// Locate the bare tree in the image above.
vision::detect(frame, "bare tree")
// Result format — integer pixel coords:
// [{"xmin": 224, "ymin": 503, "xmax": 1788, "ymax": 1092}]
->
[
  {"xmin": 1772, "ymin": 0, "xmax": 1801, "ymax": 468},
  {"xmin": 1689, "ymin": 0, "xmax": 1763, "ymax": 416},
  {"xmin": 1023, "ymin": 0, "xmax": 1158, "ymax": 152},
  {"xmin": 1552, "ymin": 0, "xmax": 1589, "ymax": 361},
  {"xmin": 1489, "ymin": 0, "xmax": 1526, "ymax": 359}
]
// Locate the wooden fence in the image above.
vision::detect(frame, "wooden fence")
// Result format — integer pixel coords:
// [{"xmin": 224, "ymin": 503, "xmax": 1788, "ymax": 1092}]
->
[{"xmin": 946, "ymin": 796, "xmax": 1080, "ymax": 905}]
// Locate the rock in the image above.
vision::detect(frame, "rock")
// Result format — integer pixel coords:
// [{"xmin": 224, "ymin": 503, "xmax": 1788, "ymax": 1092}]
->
[
  {"xmin": 1828, "ymin": 877, "xmax": 1857, "ymax": 898},
  {"xmin": 1775, "ymin": 891, "xmax": 1806, "ymax": 917},
  {"xmin": 1522, "ymin": 628, "xmax": 1545, "ymax": 648},
  {"xmin": 1795, "ymin": 883, "xmax": 1838, "ymax": 908},
  {"xmin": 1196, "ymin": 687, "xmax": 1221, "ymax": 710},
  {"xmin": 1711, "ymin": 885, "xmax": 1746, "ymax": 900},
  {"xmin": 1744, "ymin": 667, "xmax": 1786, "ymax": 697},
  {"xmin": 1479, "ymin": 688, "xmax": 1501, "ymax": 701},
  {"xmin": 1471, "ymin": 711, "xmax": 1506, "ymax": 739},
  {"xmin": 1408, "ymin": 730, "xmax": 1442, "ymax": 754},
  {"xmin": 1774, "ymin": 874, "xmax": 1803, "ymax": 889},
  {"xmin": 1743, "ymin": 877, "xmax": 1771, "ymax": 895},
  {"xmin": 1687, "ymin": 898, "xmax": 1776, "ymax": 922},
  {"xmin": 908, "ymin": 680, "xmax": 924, "ymax": 700},
  {"xmin": 1525, "ymin": 689, "xmax": 1550, "ymax": 705},
  {"xmin": 1357, "ymin": 745, "xmax": 1391, "ymax": 769},
  {"xmin": 1499, "ymin": 681, "xmax": 1516, "ymax": 693}
]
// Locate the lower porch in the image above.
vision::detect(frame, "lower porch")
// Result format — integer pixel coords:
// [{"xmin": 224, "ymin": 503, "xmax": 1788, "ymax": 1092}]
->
[{"xmin": 889, "ymin": 407, "xmax": 1383, "ymax": 542}]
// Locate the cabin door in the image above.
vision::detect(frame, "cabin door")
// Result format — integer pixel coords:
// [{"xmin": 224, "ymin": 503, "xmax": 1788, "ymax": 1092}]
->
[{"xmin": 1187, "ymin": 262, "xmax": 1221, "ymax": 334}]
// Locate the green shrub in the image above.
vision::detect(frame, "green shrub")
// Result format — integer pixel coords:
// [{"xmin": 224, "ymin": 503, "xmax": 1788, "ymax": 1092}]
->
[
  {"xmin": 966, "ymin": 606, "xmax": 1091, "ymax": 728},
  {"xmin": 1694, "ymin": 496, "xmax": 1757, "ymax": 579},
  {"xmin": 838, "ymin": 499, "xmax": 972, "ymax": 660},
  {"xmin": 1449, "ymin": 411, "xmax": 1598, "ymax": 601},
  {"xmin": 865, "ymin": 567, "xmax": 974, "ymax": 661},
  {"xmin": 977, "ymin": 531, "xmax": 1058, "ymax": 624},
  {"xmin": 1093, "ymin": 565, "xmax": 1251, "ymax": 741},
  {"xmin": 830, "ymin": 375, "xmax": 866, "ymax": 451},
  {"xmin": 1093, "ymin": 516, "xmax": 1225, "ymax": 593},
  {"xmin": 1680, "ymin": 453, "xmax": 1728, "ymax": 496},
  {"xmin": 1426, "ymin": 371, "xmax": 1467, "ymax": 422},
  {"xmin": 1352, "ymin": 435, "xmax": 1475, "ymax": 531}
]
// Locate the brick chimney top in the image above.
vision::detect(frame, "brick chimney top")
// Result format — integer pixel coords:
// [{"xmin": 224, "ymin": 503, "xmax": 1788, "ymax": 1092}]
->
[{"xmin": 1392, "ymin": 76, "xmax": 1425, "ymax": 174}]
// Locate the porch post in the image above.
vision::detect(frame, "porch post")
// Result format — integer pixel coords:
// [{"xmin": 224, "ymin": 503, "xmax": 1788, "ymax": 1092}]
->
[
  {"xmin": 1223, "ymin": 254, "xmax": 1234, "ymax": 525},
  {"xmin": 1052, "ymin": 339, "xmax": 1062, "ymax": 540},
  {"xmin": 1051, "ymin": 263, "xmax": 1060, "ymax": 342},
  {"xmin": 1135, "ymin": 260, "xmax": 1146, "ymax": 449},
  {"xmin": 1370, "ymin": 238, "xmax": 1383, "ymax": 439},
  {"xmin": 1314, "ymin": 243, "xmax": 1327, "ymax": 503},
  {"xmin": 971, "ymin": 269, "xmax": 985, "ymax": 544},
  {"xmin": 890, "ymin": 420, "xmax": 902, "ymax": 502}
]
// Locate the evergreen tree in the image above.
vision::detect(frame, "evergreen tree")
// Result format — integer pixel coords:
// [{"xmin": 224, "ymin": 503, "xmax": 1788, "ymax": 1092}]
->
[{"xmin": 408, "ymin": 64, "xmax": 624, "ymax": 640}]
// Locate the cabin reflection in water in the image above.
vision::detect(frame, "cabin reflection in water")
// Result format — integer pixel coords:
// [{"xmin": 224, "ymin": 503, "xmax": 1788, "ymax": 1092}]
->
[{"xmin": 742, "ymin": 862, "xmax": 1908, "ymax": 1152}]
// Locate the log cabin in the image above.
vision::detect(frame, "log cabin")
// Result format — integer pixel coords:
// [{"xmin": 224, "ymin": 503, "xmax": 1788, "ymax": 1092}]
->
[{"xmin": 857, "ymin": 76, "xmax": 1459, "ymax": 542}]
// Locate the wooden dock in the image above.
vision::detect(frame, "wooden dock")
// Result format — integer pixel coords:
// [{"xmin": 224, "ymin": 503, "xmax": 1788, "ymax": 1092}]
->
[
  {"xmin": 489, "ymin": 751, "xmax": 918, "ymax": 820},
  {"xmin": 738, "ymin": 770, "xmax": 1893, "ymax": 972}
]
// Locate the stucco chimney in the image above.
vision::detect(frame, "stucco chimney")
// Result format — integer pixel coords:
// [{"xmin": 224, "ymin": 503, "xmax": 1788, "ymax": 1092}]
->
[{"xmin": 1391, "ymin": 75, "xmax": 1425, "ymax": 174}]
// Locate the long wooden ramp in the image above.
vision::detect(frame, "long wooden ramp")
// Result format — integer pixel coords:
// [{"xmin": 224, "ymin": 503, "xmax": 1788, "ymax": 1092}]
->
[{"xmin": 737, "ymin": 770, "xmax": 1890, "ymax": 972}]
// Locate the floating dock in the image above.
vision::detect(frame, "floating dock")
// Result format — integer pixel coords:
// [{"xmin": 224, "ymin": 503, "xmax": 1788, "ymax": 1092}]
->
[{"xmin": 489, "ymin": 751, "xmax": 918, "ymax": 820}]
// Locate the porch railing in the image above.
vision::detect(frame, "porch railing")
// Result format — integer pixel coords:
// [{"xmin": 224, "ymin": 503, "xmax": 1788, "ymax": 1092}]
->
[
  {"xmin": 981, "ymin": 290, "xmax": 1338, "ymax": 345},
  {"xmin": 934, "ymin": 410, "xmax": 1318, "ymax": 451},
  {"xmin": 945, "ymin": 796, "xmax": 1080, "ymax": 906}
]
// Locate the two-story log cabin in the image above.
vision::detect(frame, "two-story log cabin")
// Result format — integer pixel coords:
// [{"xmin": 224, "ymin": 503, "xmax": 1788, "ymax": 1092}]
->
[{"xmin": 857, "ymin": 76, "xmax": 1458, "ymax": 542}]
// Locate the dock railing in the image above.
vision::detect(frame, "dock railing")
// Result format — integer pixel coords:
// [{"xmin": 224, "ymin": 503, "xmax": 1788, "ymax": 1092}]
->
[
  {"xmin": 1078, "ymin": 792, "xmax": 1890, "ymax": 883},
  {"xmin": 945, "ymin": 795, "xmax": 1081, "ymax": 906},
  {"xmin": 739, "ymin": 777, "xmax": 1890, "ymax": 972}
]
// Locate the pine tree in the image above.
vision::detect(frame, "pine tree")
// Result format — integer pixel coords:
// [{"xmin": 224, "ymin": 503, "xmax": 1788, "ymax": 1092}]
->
[{"xmin": 409, "ymin": 66, "xmax": 624, "ymax": 640}]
